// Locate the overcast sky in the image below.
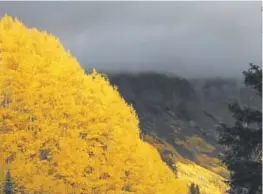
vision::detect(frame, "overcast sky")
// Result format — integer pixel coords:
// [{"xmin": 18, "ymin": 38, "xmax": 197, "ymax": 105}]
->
[{"xmin": 0, "ymin": 1, "xmax": 261, "ymax": 78}]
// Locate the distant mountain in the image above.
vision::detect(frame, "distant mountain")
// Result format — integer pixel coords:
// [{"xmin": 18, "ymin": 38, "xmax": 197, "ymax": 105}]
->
[{"xmin": 107, "ymin": 72, "xmax": 261, "ymax": 179}]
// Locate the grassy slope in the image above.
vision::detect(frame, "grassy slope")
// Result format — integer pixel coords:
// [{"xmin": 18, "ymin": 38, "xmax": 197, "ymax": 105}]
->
[
  {"xmin": 144, "ymin": 133, "xmax": 228, "ymax": 194},
  {"xmin": 177, "ymin": 162, "xmax": 227, "ymax": 194}
]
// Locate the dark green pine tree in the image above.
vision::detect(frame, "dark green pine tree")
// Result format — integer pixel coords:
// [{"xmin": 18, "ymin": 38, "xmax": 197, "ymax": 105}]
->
[
  {"xmin": 4, "ymin": 169, "xmax": 13, "ymax": 194},
  {"xmin": 195, "ymin": 184, "xmax": 200, "ymax": 194},
  {"xmin": 218, "ymin": 63, "xmax": 262, "ymax": 194},
  {"xmin": 189, "ymin": 183, "xmax": 201, "ymax": 194}
]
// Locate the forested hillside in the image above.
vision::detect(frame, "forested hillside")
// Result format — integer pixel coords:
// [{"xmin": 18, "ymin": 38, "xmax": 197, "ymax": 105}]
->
[{"xmin": 108, "ymin": 72, "xmax": 260, "ymax": 179}]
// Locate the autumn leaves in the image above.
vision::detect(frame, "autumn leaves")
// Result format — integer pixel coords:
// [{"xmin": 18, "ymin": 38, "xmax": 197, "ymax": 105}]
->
[{"xmin": 0, "ymin": 16, "xmax": 183, "ymax": 194}]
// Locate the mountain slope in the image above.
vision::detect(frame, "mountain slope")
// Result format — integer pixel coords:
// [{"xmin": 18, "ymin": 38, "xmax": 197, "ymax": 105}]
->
[
  {"xmin": 143, "ymin": 133, "xmax": 228, "ymax": 194},
  {"xmin": 108, "ymin": 72, "xmax": 260, "ymax": 180}
]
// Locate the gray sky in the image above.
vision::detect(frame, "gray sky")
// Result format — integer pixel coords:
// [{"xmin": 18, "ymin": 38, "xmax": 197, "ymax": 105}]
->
[{"xmin": 0, "ymin": 1, "xmax": 261, "ymax": 78}]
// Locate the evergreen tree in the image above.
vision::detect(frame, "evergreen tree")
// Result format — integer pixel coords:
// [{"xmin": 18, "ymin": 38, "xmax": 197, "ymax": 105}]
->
[
  {"xmin": 218, "ymin": 63, "xmax": 262, "ymax": 194},
  {"xmin": 4, "ymin": 169, "xmax": 13, "ymax": 194},
  {"xmin": 165, "ymin": 156, "xmax": 177, "ymax": 177},
  {"xmin": 189, "ymin": 183, "xmax": 200, "ymax": 194}
]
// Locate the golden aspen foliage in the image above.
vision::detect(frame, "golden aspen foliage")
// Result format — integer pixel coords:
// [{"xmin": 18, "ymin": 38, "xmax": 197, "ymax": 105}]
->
[
  {"xmin": 177, "ymin": 162, "xmax": 228, "ymax": 194},
  {"xmin": 0, "ymin": 15, "xmax": 187, "ymax": 194},
  {"xmin": 144, "ymin": 134, "xmax": 228, "ymax": 194}
]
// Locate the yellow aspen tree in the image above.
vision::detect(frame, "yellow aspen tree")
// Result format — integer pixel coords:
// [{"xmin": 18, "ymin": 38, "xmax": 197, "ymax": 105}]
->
[{"xmin": 0, "ymin": 15, "xmax": 188, "ymax": 194}]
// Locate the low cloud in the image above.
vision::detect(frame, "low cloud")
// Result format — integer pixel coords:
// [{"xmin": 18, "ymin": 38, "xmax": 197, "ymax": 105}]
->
[{"xmin": 0, "ymin": 1, "xmax": 261, "ymax": 78}]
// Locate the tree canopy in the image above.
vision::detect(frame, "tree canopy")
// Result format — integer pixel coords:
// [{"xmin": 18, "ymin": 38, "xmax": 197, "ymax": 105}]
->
[{"xmin": 0, "ymin": 15, "xmax": 186, "ymax": 194}]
